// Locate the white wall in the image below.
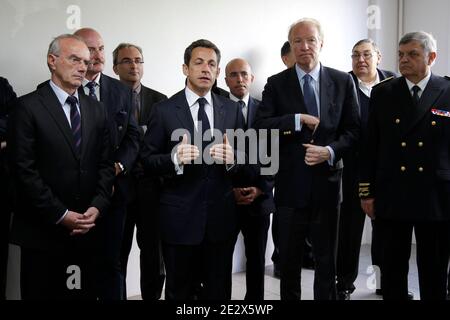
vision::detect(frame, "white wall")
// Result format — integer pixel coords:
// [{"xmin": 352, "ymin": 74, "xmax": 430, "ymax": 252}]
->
[{"xmin": 2, "ymin": 0, "xmax": 378, "ymax": 299}]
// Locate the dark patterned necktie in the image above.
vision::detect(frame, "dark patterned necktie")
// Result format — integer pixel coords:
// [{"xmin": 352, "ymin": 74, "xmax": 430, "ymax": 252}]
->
[
  {"xmin": 303, "ymin": 74, "xmax": 319, "ymax": 117},
  {"xmin": 197, "ymin": 97, "xmax": 210, "ymax": 134},
  {"xmin": 66, "ymin": 95, "xmax": 81, "ymax": 154},
  {"xmin": 86, "ymin": 81, "xmax": 98, "ymax": 101},
  {"xmin": 412, "ymin": 85, "xmax": 420, "ymax": 107}
]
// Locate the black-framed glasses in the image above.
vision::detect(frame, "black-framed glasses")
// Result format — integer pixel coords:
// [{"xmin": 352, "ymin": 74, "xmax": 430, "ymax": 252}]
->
[
  {"xmin": 117, "ymin": 58, "xmax": 144, "ymax": 65},
  {"xmin": 351, "ymin": 52, "xmax": 374, "ymax": 60}
]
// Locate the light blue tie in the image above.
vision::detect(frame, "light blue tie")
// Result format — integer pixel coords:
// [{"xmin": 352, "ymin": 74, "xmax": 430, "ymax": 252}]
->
[{"xmin": 303, "ymin": 74, "xmax": 318, "ymax": 117}]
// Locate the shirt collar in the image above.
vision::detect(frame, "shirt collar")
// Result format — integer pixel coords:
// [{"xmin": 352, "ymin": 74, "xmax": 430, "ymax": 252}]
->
[
  {"xmin": 405, "ymin": 72, "xmax": 431, "ymax": 93},
  {"xmin": 49, "ymin": 80, "xmax": 80, "ymax": 106},
  {"xmin": 133, "ymin": 83, "xmax": 142, "ymax": 94},
  {"xmin": 295, "ymin": 62, "xmax": 321, "ymax": 82},
  {"xmin": 82, "ymin": 73, "xmax": 101, "ymax": 87},
  {"xmin": 357, "ymin": 71, "xmax": 380, "ymax": 88},
  {"xmin": 185, "ymin": 86, "xmax": 213, "ymax": 108},
  {"xmin": 229, "ymin": 93, "xmax": 250, "ymax": 106}
]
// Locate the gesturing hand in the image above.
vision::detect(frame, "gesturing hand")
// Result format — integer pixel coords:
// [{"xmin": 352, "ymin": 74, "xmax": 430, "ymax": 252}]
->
[
  {"xmin": 176, "ymin": 134, "xmax": 200, "ymax": 165},
  {"xmin": 210, "ymin": 134, "xmax": 234, "ymax": 165}
]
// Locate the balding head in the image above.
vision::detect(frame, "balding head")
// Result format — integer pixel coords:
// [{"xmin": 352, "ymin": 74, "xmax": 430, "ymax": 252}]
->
[
  {"xmin": 74, "ymin": 28, "xmax": 105, "ymax": 80},
  {"xmin": 225, "ymin": 58, "xmax": 254, "ymax": 99}
]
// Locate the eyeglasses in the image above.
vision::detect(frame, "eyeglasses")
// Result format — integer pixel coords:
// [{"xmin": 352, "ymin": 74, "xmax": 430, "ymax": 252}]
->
[
  {"xmin": 53, "ymin": 54, "xmax": 90, "ymax": 67},
  {"xmin": 351, "ymin": 52, "xmax": 374, "ymax": 60},
  {"xmin": 117, "ymin": 58, "xmax": 144, "ymax": 65}
]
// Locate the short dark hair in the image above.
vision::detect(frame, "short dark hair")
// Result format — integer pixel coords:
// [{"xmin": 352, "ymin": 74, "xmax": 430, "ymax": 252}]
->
[
  {"xmin": 352, "ymin": 38, "xmax": 380, "ymax": 54},
  {"xmin": 184, "ymin": 39, "xmax": 221, "ymax": 65},
  {"xmin": 281, "ymin": 41, "xmax": 291, "ymax": 57}
]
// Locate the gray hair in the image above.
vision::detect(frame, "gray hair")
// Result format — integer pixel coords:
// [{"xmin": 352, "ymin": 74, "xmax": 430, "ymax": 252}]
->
[
  {"xmin": 288, "ymin": 18, "xmax": 324, "ymax": 42},
  {"xmin": 399, "ymin": 31, "xmax": 437, "ymax": 54},
  {"xmin": 352, "ymin": 38, "xmax": 380, "ymax": 54},
  {"xmin": 47, "ymin": 34, "xmax": 85, "ymax": 56},
  {"xmin": 112, "ymin": 43, "xmax": 143, "ymax": 66}
]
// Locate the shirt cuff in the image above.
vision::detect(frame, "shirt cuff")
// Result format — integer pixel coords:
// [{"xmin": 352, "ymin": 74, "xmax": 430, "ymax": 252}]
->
[
  {"xmin": 172, "ymin": 152, "xmax": 184, "ymax": 175},
  {"xmin": 56, "ymin": 209, "xmax": 68, "ymax": 224},
  {"xmin": 326, "ymin": 146, "xmax": 335, "ymax": 166},
  {"xmin": 295, "ymin": 114, "xmax": 302, "ymax": 131}
]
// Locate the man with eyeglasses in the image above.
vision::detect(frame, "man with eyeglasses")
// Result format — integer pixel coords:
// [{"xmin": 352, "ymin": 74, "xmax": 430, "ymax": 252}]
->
[
  {"xmin": 336, "ymin": 39, "xmax": 398, "ymax": 300},
  {"xmin": 112, "ymin": 43, "xmax": 167, "ymax": 300},
  {"xmin": 224, "ymin": 58, "xmax": 275, "ymax": 300},
  {"xmin": 254, "ymin": 18, "xmax": 360, "ymax": 300},
  {"xmin": 74, "ymin": 28, "xmax": 140, "ymax": 300},
  {"xmin": 8, "ymin": 34, "xmax": 114, "ymax": 300},
  {"xmin": 360, "ymin": 31, "xmax": 450, "ymax": 300}
]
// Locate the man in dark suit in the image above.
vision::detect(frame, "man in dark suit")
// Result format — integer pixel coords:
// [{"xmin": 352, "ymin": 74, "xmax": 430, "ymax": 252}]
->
[
  {"xmin": 336, "ymin": 39, "xmax": 397, "ymax": 300},
  {"xmin": 360, "ymin": 31, "xmax": 450, "ymax": 300},
  {"xmin": 0, "ymin": 76, "xmax": 17, "ymax": 300},
  {"xmin": 112, "ymin": 42, "xmax": 167, "ymax": 300},
  {"xmin": 74, "ymin": 28, "xmax": 140, "ymax": 300},
  {"xmin": 141, "ymin": 39, "xmax": 245, "ymax": 300},
  {"xmin": 224, "ymin": 58, "xmax": 275, "ymax": 300},
  {"xmin": 8, "ymin": 34, "xmax": 114, "ymax": 300},
  {"xmin": 254, "ymin": 18, "xmax": 360, "ymax": 300}
]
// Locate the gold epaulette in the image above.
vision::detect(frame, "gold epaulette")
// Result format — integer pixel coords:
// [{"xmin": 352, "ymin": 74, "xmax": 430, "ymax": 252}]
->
[
  {"xmin": 372, "ymin": 76, "xmax": 394, "ymax": 88},
  {"xmin": 358, "ymin": 182, "xmax": 371, "ymax": 198}
]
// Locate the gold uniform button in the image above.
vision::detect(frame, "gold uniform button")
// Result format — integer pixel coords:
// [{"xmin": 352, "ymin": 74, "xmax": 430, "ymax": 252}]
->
[
  {"xmin": 431, "ymin": 121, "xmax": 436, "ymax": 126},
  {"xmin": 418, "ymin": 167, "xmax": 424, "ymax": 172},
  {"xmin": 418, "ymin": 142, "xmax": 423, "ymax": 147},
  {"xmin": 395, "ymin": 119, "xmax": 401, "ymax": 124},
  {"xmin": 400, "ymin": 166, "xmax": 406, "ymax": 172},
  {"xmin": 401, "ymin": 142, "xmax": 406, "ymax": 147}
]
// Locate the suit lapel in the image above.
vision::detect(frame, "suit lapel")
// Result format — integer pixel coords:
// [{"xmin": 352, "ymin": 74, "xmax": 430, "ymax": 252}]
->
[
  {"xmin": 212, "ymin": 93, "xmax": 225, "ymax": 134},
  {"xmin": 99, "ymin": 73, "xmax": 109, "ymax": 105},
  {"xmin": 405, "ymin": 75, "xmax": 444, "ymax": 134},
  {"xmin": 38, "ymin": 83, "xmax": 79, "ymax": 158},
  {"xmin": 140, "ymin": 86, "xmax": 152, "ymax": 125},
  {"xmin": 247, "ymin": 97, "xmax": 257, "ymax": 128},
  {"xmin": 175, "ymin": 91, "xmax": 195, "ymax": 137},
  {"xmin": 319, "ymin": 65, "xmax": 334, "ymax": 123},
  {"xmin": 287, "ymin": 68, "xmax": 307, "ymax": 114}
]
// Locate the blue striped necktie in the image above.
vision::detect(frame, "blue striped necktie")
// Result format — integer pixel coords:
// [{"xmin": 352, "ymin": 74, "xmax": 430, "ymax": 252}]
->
[
  {"xmin": 66, "ymin": 95, "xmax": 82, "ymax": 155},
  {"xmin": 86, "ymin": 81, "xmax": 98, "ymax": 100},
  {"xmin": 303, "ymin": 74, "xmax": 319, "ymax": 117}
]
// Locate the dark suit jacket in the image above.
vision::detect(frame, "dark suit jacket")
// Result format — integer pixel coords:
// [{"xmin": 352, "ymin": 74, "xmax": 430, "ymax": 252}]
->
[
  {"xmin": 254, "ymin": 65, "xmax": 360, "ymax": 210},
  {"xmin": 79, "ymin": 74, "xmax": 140, "ymax": 173},
  {"xmin": 0, "ymin": 77, "xmax": 17, "ymax": 142},
  {"xmin": 231, "ymin": 96, "xmax": 275, "ymax": 216},
  {"xmin": 9, "ymin": 82, "xmax": 115, "ymax": 251},
  {"xmin": 140, "ymin": 90, "xmax": 245, "ymax": 245},
  {"xmin": 359, "ymin": 74, "xmax": 450, "ymax": 221}
]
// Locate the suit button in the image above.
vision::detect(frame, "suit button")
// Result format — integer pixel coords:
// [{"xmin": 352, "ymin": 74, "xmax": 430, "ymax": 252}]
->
[
  {"xmin": 400, "ymin": 166, "xmax": 406, "ymax": 172},
  {"xmin": 395, "ymin": 119, "xmax": 401, "ymax": 124},
  {"xmin": 401, "ymin": 142, "xmax": 406, "ymax": 147},
  {"xmin": 418, "ymin": 142, "xmax": 423, "ymax": 147},
  {"xmin": 431, "ymin": 121, "xmax": 436, "ymax": 126},
  {"xmin": 418, "ymin": 167, "xmax": 424, "ymax": 172}
]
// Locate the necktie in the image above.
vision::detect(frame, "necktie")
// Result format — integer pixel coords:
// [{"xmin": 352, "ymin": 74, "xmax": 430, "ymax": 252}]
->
[
  {"xmin": 86, "ymin": 81, "xmax": 98, "ymax": 101},
  {"xmin": 238, "ymin": 100, "xmax": 246, "ymax": 122},
  {"xmin": 303, "ymin": 74, "xmax": 319, "ymax": 117},
  {"xmin": 412, "ymin": 85, "xmax": 420, "ymax": 106},
  {"xmin": 66, "ymin": 95, "xmax": 82, "ymax": 155},
  {"xmin": 197, "ymin": 97, "xmax": 210, "ymax": 135},
  {"xmin": 133, "ymin": 90, "xmax": 140, "ymax": 123}
]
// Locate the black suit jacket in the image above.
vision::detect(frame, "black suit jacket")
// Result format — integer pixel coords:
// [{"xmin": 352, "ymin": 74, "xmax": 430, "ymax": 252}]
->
[
  {"xmin": 232, "ymin": 96, "xmax": 275, "ymax": 216},
  {"xmin": 79, "ymin": 74, "xmax": 140, "ymax": 173},
  {"xmin": 0, "ymin": 77, "xmax": 16, "ymax": 142},
  {"xmin": 254, "ymin": 65, "xmax": 360, "ymax": 210},
  {"xmin": 9, "ymin": 82, "xmax": 115, "ymax": 251},
  {"xmin": 360, "ymin": 74, "xmax": 450, "ymax": 221},
  {"xmin": 140, "ymin": 90, "xmax": 245, "ymax": 245}
]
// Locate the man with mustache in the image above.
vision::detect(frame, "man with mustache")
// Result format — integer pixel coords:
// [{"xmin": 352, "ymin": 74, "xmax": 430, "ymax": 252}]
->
[
  {"xmin": 360, "ymin": 31, "xmax": 450, "ymax": 300},
  {"xmin": 254, "ymin": 18, "xmax": 360, "ymax": 300},
  {"xmin": 74, "ymin": 28, "xmax": 140, "ymax": 300},
  {"xmin": 8, "ymin": 34, "xmax": 114, "ymax": 299},
  {"xmin": 141, "ymin": 39, "xmax": 245, "ymax": 300}
]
